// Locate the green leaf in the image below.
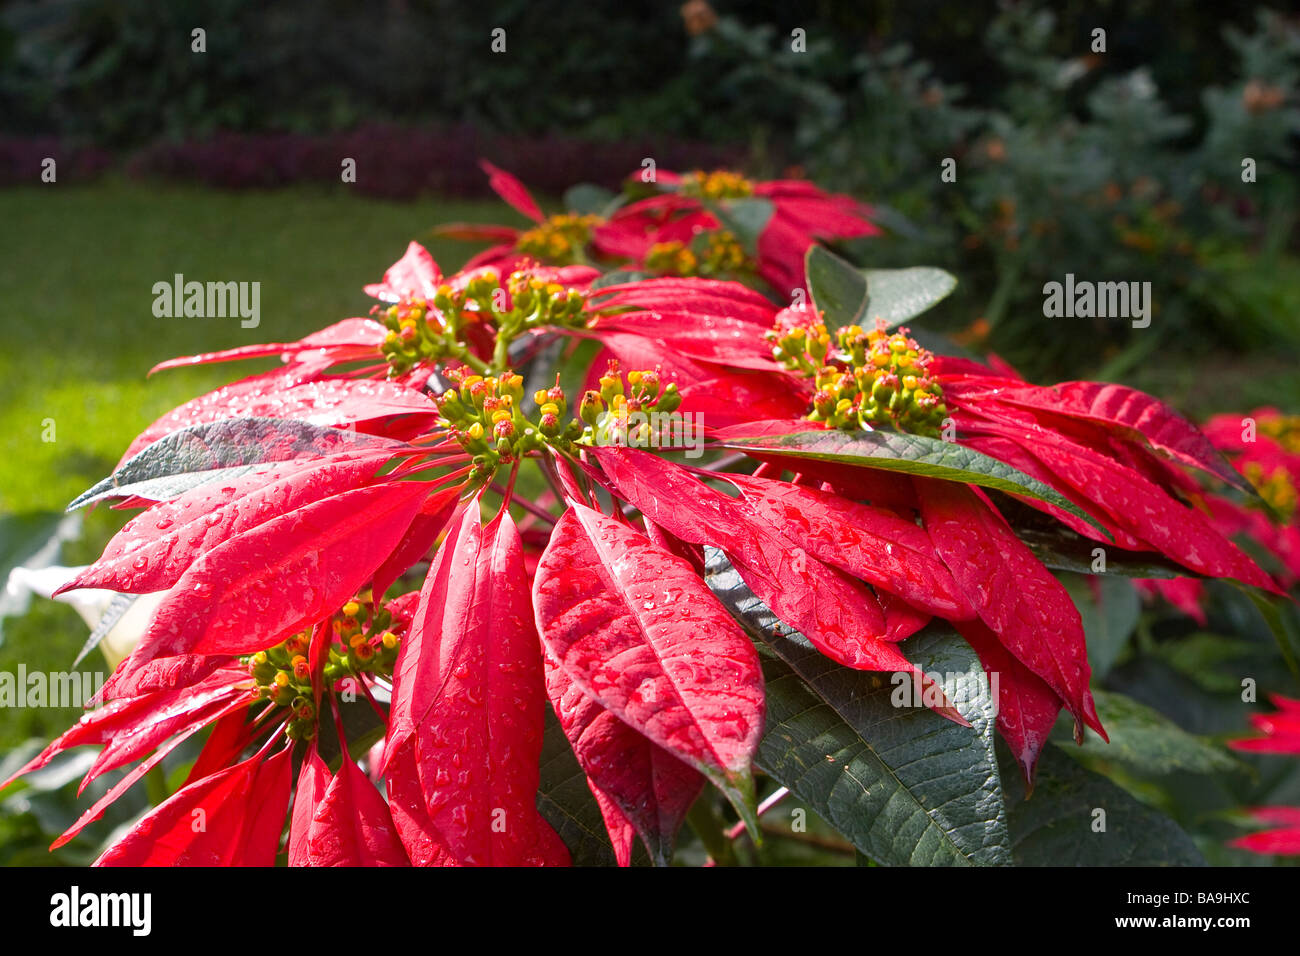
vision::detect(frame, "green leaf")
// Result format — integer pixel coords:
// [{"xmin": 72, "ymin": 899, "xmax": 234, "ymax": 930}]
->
[
  {"xmin": 563, "ymin": 183, "xmax": 622, "ymax": 217},
  {"xmin": 805, "ymin": 249, "xmax": 957, "ymax": 331},
  {"xmin": 536, "ymin": 706, "xmax": 631, "ymax": 866},
  {"xmin": 1002, "ymin": 746, "xmax": 1206, "ymax": 865},
  {"xmin": 705, "ymin": 551, "xmax": 1011, "ymax": 866},
  {"xmin": 71, "ymin": 592, "xmax": 140, "ymax": 667},
  {"xmin": 864, "ymin": 267, "xmax": 958, "ymax": 326},
  {"xmin": 1239, "ymin": 587, "xmax": 1300, "ymax": 686},
  {"xmin": 806, "ymin": 246, "xmax": 867, "ymax": 330},
  {"xmin": 77, "ymin": 464, "xmax": 271, "ymax": 512},
  {"xmin": 1106, "ymin": 658, "xmax": 1258, "ymax": 737},
  {"xmin": 705, "ymin": 197, "xmax": 774, "ymax": 258},
  {"xmin": 1021, "ymin": 528, "xmax": 1191, "ymax": 579},
  {"xmin": 718, "ymin": 428, "xmax": 1110, "ymax": 535},
  {"xmin": 68, "ymin": 418, "xmax": 403, "ymax": 510},
  {"xmin": 589, "ymin": 269, "xmax": 651, "ymax": 291},
  {"xmin": 1060, "ymin": 574, "xmax": 1140, "ymax": 679},
  {"xmin": 1147, "ymin": 632, "xmax": 1271, "ymax": 695},
  {"xmin": 1057, "ymin": 690, "xmax": 1238, "ymax": 774}
]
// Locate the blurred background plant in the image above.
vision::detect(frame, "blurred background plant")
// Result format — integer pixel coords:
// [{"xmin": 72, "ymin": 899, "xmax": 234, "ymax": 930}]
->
[
  {"xmin": 687, "ymin": 4, "xmax": 1300, "ymax": 386},
  {"xmin": 3, "ymin": 1, "xmax": 1297, "ymax": 385}
]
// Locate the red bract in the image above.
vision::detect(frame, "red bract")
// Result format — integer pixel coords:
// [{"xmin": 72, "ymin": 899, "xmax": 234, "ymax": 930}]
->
[
  {"xmin": 956, "ymin": 620, "xmax": 1065, "ymax": 788},
  {"xmin": 435, "ymin": 164, "xmax": 878, "ymax": 298},
  {"xmin": 383, "ymin": 503, "xmax": 567, "ymax": 866},
  {"xmin": 596, "ymin": 169, "xmax": 880, "ymax": 295},
  {"xmin": 95, "ymin": 741, "xmax": 293, "ymax": 867},
  {"xmin": 533, "ymin": 503, "xmax": 765, "ymax": 812},
  {"xmin": 915, "ymin": 480, "xmax": 1104, "ymax": 744},
  {"xmin": 953, "ymin": 410, "xmax": 1275, "ymax": 590},
  {"xmin": 433, "ymin": 162, "xmax": 607, "ymax": 273},
  {"xmin": 1203, "ymin": 409, "xmax": 1300, "ymax": 584},
  {"xmin": 1132, "ymin": 409, "xmax": 1300, "ymax": 623},
  {"xmin": 591, "ymin": 446, "xmax": 915, "ymax": 675},
  {"xmin": 758, "ymin": 314, "xmax": 1278, "ymax": 590},
  {"xmin": 118, "ymin": 480, "xmax": 434, "ymax": 671},
  {"xmin": 1229, "ymin": 696, "xmax": 1300, "ymax": 855},
  {"xmin": 545, "ymin": 660, "xmax": 703, "ymax": 867},
  {"xmin": 294, "ymin": 734, "xmax": 409, "ymax": 866},
  {"xmin": 150, "ymin": 318, "xmax": 388, "ymax": 376}
]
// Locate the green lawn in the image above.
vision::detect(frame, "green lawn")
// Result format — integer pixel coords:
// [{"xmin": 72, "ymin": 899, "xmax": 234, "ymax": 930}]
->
[{"xmin": 0, "ymin": 179, "xmax": 515, "ymax": 514}]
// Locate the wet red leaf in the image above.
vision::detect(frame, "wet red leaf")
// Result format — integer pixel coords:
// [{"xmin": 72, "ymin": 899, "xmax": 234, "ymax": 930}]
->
[
  {"xmin": 916, "ymin": 479, "xmax": 1104, "ymax": 740},
  {"xmin": 122, "ymin": 480, "xmax": 433, "ymax": 667},
  {"xmin": 532, "ymin": 502, "xmax": 765, "ymax": 787},
  {"xmin": 385, "ymin": 504, "xmax": 567, "ymax": 866}
]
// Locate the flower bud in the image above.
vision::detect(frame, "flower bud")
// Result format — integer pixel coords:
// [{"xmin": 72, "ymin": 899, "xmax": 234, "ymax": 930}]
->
[
  {"xmin": 580, "ymin": 390, "xmax": 604, "ymax": 426},
  {"xmin": 599, "ymin": 374, "xmax": 623, "ymax": 405},
  {"xmin": 655, "ymin": 382, "xmax": 682, "ymax": 414}
]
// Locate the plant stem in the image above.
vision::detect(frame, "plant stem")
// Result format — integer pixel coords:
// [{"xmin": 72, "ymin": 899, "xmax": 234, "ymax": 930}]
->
[
  {"xmin": 491, "ymin": 481, "xmax": 556, "ymax": 525},
  {"xmin": 446, "ymin": 341, "xmax": 491, "ymax": 375},
  {"xmin": 687, "ymin": 797, "xmax": 738, "ymax": 866},
  {"xmin": 697, "ymin": 452, "xmax": 751, "ymax": 472},
  {"xmin": 723, "ymin": 786, "xmax": 790, "ymax": 840},
  {"xmin": 535, "ymin": 454, "xmax": 568, "ymax": 507}
]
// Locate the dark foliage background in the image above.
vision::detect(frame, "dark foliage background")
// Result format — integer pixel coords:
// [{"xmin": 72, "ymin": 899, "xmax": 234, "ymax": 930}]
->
[{"xmin": 3, "ymin": 0, "xmax": 1297, "ymax": 381}]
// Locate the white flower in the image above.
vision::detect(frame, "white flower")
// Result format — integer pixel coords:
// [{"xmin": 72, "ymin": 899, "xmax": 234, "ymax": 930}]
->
[{"xmin": 5, "ymin": 566, "xmax": 166, "ymax": 671}]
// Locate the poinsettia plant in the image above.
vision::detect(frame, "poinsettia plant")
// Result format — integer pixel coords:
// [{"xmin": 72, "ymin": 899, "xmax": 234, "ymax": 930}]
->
[
  {"xmin": 1136, "ymin": 407, "xmax": 1300, "ymax": 623},
  {"xmin": 3, "ymin": 164, "xmax": 1291, "ymax": 867},
  {"xmin": 435, "ymin": 160, "xmax": 879, "ymax": 297},
  {"xmin": 1230, "ymin": 694, "xmax": 1300, "ymax": 855}
]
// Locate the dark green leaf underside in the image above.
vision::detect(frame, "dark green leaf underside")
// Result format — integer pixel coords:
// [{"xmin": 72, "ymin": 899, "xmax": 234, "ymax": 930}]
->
[
  {"xmin": 1003, "ymin": 746, "xmax": 1206, "ymax": 866},
  {"xmin": 705, "ymin": 550, "xmax": 1011, "ymax": 867},
  {"xmin": 1056, "ymin": 690, "xmax": 1238, "ymax": 775}
]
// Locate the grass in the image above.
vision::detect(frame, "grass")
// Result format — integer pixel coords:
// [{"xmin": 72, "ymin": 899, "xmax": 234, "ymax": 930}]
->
[{"xmin": 0, "ymin": 178, "xmax": 513, "ymax": 515}]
